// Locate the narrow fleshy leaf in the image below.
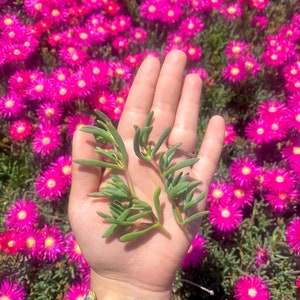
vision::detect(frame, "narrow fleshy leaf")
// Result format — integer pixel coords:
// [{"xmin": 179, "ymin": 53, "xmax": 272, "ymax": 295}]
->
[
  {"xmin": 127, "ymin": 210, "xmax": 152, "ymax": 222},
  {"xmin": 163, "ymin": 157, "xmax": 199, "ymax": 178},
  {"xmin": 152, "ymin": 127, "xmax": 171, "ymax": 156},
  {"xmin": 181, "ymin": 211, "xmax": 208, "ymax": 226},
  {"xmin": 119, "ymin": 224, "xmax": 158, "ymax": 242},
  {"xmin": 73, "ymin": 158, "xmax": 121, "ymax": 170},
  {"xmin": 94, "ymin": 109, "xmax": 112, "ymax": 124},
  {"xmin": 153, "ymin": 187, "xmax": 162, "ymax": 222},
  {"xmin": 80, "ymin": 126, "xmax": 114, "ymax": 144}
]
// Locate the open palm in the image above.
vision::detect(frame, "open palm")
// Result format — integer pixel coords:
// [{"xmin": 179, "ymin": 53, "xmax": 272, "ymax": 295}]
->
[{"xmin": 68, "ymin": 50, "xmax": 225, "ymax": 299}]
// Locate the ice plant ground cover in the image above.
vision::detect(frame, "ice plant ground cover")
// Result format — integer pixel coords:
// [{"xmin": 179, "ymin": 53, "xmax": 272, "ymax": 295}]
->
[{"xmin": 0, "ymin": 0, "xmax": 300, "ymax": 299}]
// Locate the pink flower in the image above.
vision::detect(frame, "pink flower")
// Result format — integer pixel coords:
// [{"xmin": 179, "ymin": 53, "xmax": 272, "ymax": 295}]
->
[
  {"xmin": 248, "ymin": 0, "xmax": 269, "ymax": 11},
  {"xmin": 65, "ymin": 233, "xmax": 87, "ymax": 265},
  {"xmin": 264, "ymin": 190, "xmax": 299, "ymax": 213},
  {"xmin": 207, "ymin": 181, "xmax": 233, "ymax": 205},
  {"xmin": 245, "ymin": 118, "xmax": 270, "ymax": 144},
  {"xmin": 161, "ymin": 4, "xmax": 182, "ymax": 23},
  {"xmin": 91, "ymin": 89, "xmax": 116, "ymax": 114},
  {"xmin": 181, "ymin": 233, "xmax": 207, "ymax": 269},
  {"xmin": 234, "ymin": 275, "xmax": 271, "ymax": 300},
  {"xmin": 130, "ymin": 27, "xmax": 148, "ymax": 43},
  {"xmin": 0, "ymin": 230, "xmax": 25, "ymax": 255},
  {"xmin": 64, "ymin": 282, "xmax": 89, "ymax": 300},
  {"xmin": 59, "ymin": 46, "xmax": 87, "ymax": 67},
  {"xmin": 232, "ymin": 185, "xmax": 254, "ymax": 208},
  {"xmin": 281, "ymin": 136, "xmax": 300, "ymax": 171},
  {"xmin": 209, "ymin": 202, "xmax": 243, "ymax": 232},
  {"xmin": 251, "ymin": 15, "xmax": 268, "ymax": 31},
  {"xmin": 0, "ymin": 93, "xmax": 25, "ymax": 120},
  {"xmin": 26, "ymin": 75, "xmax": 50, "ymax": 101},
  {"xmin": 38, "ymin": 224, "xmax": 65, "ymax": 262},
  {"xmin": 140, "ymin": 0, "xmax": 162, "ymax": 21},
  {"xmin": 179, "ymin": 16, "xmax": 204, "ymax": 37},
  {"xmin": 222, "ymin": 61, "xmax": 248, "ymax": 83},
  {"xmin": 36, "ymin": 102, "xmax": 63, "ymax": 125},
  {"xmin": 220, "ymin": 3, "xmax": 243, "ymax": 20},
  {"xmin": 32, "ymin": 124, "xmax": 61, "ymax": 156},
  {"xmin": 5, "ymin": 199, "xmax": 40, "ymax": 231},
  {"xmin": 9, "ymin": 119, "xmax": 33, "ymax": 141},
  {"xmin": 262, "ymin": 167, "xmax": 296, "ymax": 193},
  {"xmin": 71, "ymin": 71, "xmax": 95, "ymax": 98},
  {"xmin": 0, "ymin": 280, "xmax": 27, "ymax": 300},
  {"xmin": 112, "ymin": 36, "xmax": 130, "ymax": 51},
  {"xmin": 66, "ymin": 114, "xmax": 94, "ymax": 138},
  {"xmin": 242, "ymin": 54, "xmax": 261, "ymax": 77},
  {"xmin": 7, "ymin": 69, "xmax": 31, "ymax": 94},
  {"xmin": 286, "ymin": 218, "xmax": 300, "ymax": 256},
  {"xmin": 35, "ymin": 168, "xmax": 68, "ymax": 200},
  {"xmin": 184, "ymin": 43, "xmax": 202, "ymax": 60},
  {"xmin": 224, "ymin": 124, "xmax": 237, "ymax": 145},
  {"xmin": 255, "ymin": 245, "xmax": 269, "ymax": 267},
  {"xmin": 229, "ymin": 157, "xmax": 260, "ymax": 188},
  {"xmin": 224, "ymin": 41, "xmax": 248, "ymax": 60},
  {"xmin": 23, "ymin": 228, "xmax": 43, "ymax": 259},
  {"xmin": 50, "ymin": 155, "xmax": 72, "ymax": 186}
]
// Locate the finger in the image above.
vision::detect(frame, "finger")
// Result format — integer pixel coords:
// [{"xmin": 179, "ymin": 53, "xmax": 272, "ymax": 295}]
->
[
  {"xmin": 117, "ymin": 55, "xmax": 161, "ymax": 139},
  {"xmin": 69, "ymin": 130, "xmax": 102, "ymax": 209},
  {"xmin": 192, "ymin": 115, "xmax": 225, "ymax": 190},
  {"xmin": 167, "ymin": 74, "xmax": 202, "ymax": 152},
  {"xmin": 150, "ymin": 50, "xmax": 187, "ymax": 140}
]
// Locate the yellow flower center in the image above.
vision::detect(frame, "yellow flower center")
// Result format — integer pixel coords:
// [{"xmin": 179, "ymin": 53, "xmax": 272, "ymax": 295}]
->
[
  {"xmin": 148, "ymin": 5, "xmax": 156, "ymax": 13},
  {"xmin": 42, "ymin": 137, "xmax": 51, "ymax": 145},
  {"xmin": 231, "ymin": 68, "xmax": 240, "ymax": 75},
  {"xmin": 62, "ymin": 165, "xmax": 71, "ymax": 175},
  {"xmin": 75, "ymin": 243, "xmax": 81, "ymax": 254},
  {"xmin": 221, "ymin": 209, "xmax": 230, "ymax": 218},
  {"xmin": 275, "ymin": 175, "xmax": 284, "ymax": 183},
  {"xmin": 17, "ymin": 210, "xmax": 27, "ymax": 220},
  {"xmin": 232, "ymin": 46, "xmax": 241, "ymax": 53},
  {"xmin": 59, "ymin": 87, "xmax": 67, "ymax": 96},
  {"xmin": 52, "ymin": 9, "xmax": 60, "ymax": 17},
  {"xmin": 241, "ymin": 166, "xmax": 251, "ymax": 175},
  {"xmin": 47, "ymin": 179, "xmax": 56, "ymax": 188},
  {"xmin": 77, "ymin": 80, "xmax": 86, "ymax": 88},
  {"xmin": 212, "ymin": 189, "xmax": 223, "ymax": 198},
  {"xmin": 5, "ymin": 100, "xmax": 14, "ymax": 108},
  {"xmin": 257, "ymin": 127, "xmax": 264, "ymax": 135},
  {"xmin": 26, "ymin": 237, "xmax": 36, "ymax": 248},
  {"xmin": 293, "ymin": 146, "xmax": 300, "ymax": 155},
  {"xmin": 227, "ymin": 7, "xmax": 237, "ymax": 14},
  {"xmin": 57, "ymin": 74, "xmax": 66, "ymax": 81},
  {"xmin": 35, "ymin": 84, "xmax": 44, "ymax": 92},
  {"xmin": 4, "ymin": 18, "xmax": 13, "ymax": 26},
  {"xmin": 45, "ymin": 108, "xmax": 54, "ymax": 117},
  {"xmin": 34, "ymin": 3, "xmax": 42, "ymax": 10},
  {"xmin": 234, "ymin": 189, "xmax": 244, "ymax": 198},
  {"xmin": 79, "ymin": 32, "xmax": 88, "ymax": 40},
  {"xmin": 17, "ymin": 126, "xmax": 25, "ymax": 133},
  {"xmin": 45, "ymin": 237, "xmax": 54, "ymax": 248},
  {"xmin": 248, "ymin": 288, "xmax": 257, "ymax": 297}
]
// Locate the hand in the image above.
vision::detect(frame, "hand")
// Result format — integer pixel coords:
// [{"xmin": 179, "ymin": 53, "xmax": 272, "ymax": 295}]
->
[{"xmin": 69, "ymin": 50, "xmax": 225, "ymax": 299}]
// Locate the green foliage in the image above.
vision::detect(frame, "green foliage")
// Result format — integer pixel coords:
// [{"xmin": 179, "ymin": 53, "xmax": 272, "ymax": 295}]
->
[{"xmin": 77, "ymin": 110, "xmax": 206, "ymax": 242}]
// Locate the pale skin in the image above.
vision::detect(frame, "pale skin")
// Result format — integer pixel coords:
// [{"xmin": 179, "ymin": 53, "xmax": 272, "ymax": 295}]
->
[{"xmin": 69, "ymin": 50, "xmax": 225, "ymax": 299}]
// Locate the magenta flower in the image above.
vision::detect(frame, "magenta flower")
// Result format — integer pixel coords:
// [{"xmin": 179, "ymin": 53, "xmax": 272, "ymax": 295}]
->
[
  {"xmin": 245, "ymin": 118, "xmax": 270, "ymax": 144},
  {"xmin": 36, "ymin": 102, "xmax": 63, "ymax": 125},
  {"xmin": 251, "ymin": 15, "xmax": 268, "ymax": 31},
  {"xmin": 38, "ymin": 224, "xmax": 66, "ymax": 262},
  {"xmin": 130, "ymin": 27, "xmax": 148, "ymax": 43},
  {"xmin": 262, "ymin": 167, "xmax": 296, "ymax": 193},
  {"xmin": 222, "ymin": 61, "xmax": 248, "ymax": 83},
  {"xmin": 234, "ymin": 275, "xmax": 271, "ymax": 300},
  {"xmin": 220, "ymin": 3, "xmax": 243, "ymax": 20},
  {"xmin": 50, "ymin": 155, "xmax": 72, "ymax": 186},
  {"xmin": 181, "ymin": 233, "xmax": 207, "ymax": 269},
  {"xmin": 92, "ymin": 89, "xmax": 116, "ymax": 114},
  {"xmin": 207, "ymin": 181, "xmax": 233, "ymax": 205},
  {"xmin": 5, "ymin": 199, "xmax": 40, "ymax": 231},
  {"xmin": 9, "ymin": 119, "xmax": 33, "ymax": 141},
  {"xmin": 0, "ymin": 230, "xmax": 25, "ymax": 255},
  {"xmin": 224, "ymin": 41, "xmax": 248, "ymax": 60},
  {"xmin": 23, "ymin": 228, "xmax": 43, "ymax": 259},
  {"xmin": 229, "ymin": 157, "xmax": 260, "ymax": 188},
  {"xmin": 179, "ymin": 16, "xmax": 204, "ymax": 37},
  {"xmin": 0, "ymin": 280, "xmax": 27, "ymax": 300},
  {"xmin": 264, "ymin": 190, "xmax": 299, "ymax": 213},
  {"xmin": 64, "ymin": 281, "xmax": 89, "ymax": 300},
  {"xmin": 255, "ymin": 245, "xmax": 269, "ymax": 267},
  {"xmin": 232, "ymin": 185, "xmax": 254, "ymax": 208},
  {"xmin": 209, "ymin": 202, "xmax": 243, "ymax": 232},
  {"xmin": 248, "ymin": 0, "xmax": 269, "ymax": 11},
  {"xmin": 59, "ymin": 46, "xmax": 87, "ymax": 67},
  {"xmin": 224, "ymin": 124, "xmax": 237, "ymax": 145},
  {"xmin": 0, "ymin": 93, "xmax": 25, "ymax": 120},
  {"xmin": 286, "ymin": 218, "xmax": 300, "ymax": 256},
  {"xmin": 26, "ymin": 75, "xmax": 50, "ymax": 101},
  {"xmin": 140, "ymin": 0, "xmax": 162, "ymax": 21},
  {"xmin": 71, "ymin": 71, "xmax": 95, "ymax": 98},
  {"xmin": 66, "ymin": 114, "xmax": 94, "ymax": 138},
  {"xmin": 35, "ymin": 168, "xmax": 68, "ymax": 200},
  {"xmin": 32, "ymin": 124, "xmax": 61, "ymax": 156},
  {"xmin": 66, "ymin": 233, "xmax": 87, "ymax": 266}
]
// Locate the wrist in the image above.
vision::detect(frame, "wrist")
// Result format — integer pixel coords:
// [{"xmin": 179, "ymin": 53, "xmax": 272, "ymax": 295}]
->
[{"xmin": 90, "ymin": 269, "xmax": 172, "ymax": 300}]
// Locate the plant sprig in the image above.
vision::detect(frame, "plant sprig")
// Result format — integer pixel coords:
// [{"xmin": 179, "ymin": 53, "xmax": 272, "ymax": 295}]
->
[{"xmin": 75, "ymin": 110, "xmax": 207, "ymax": 242}]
